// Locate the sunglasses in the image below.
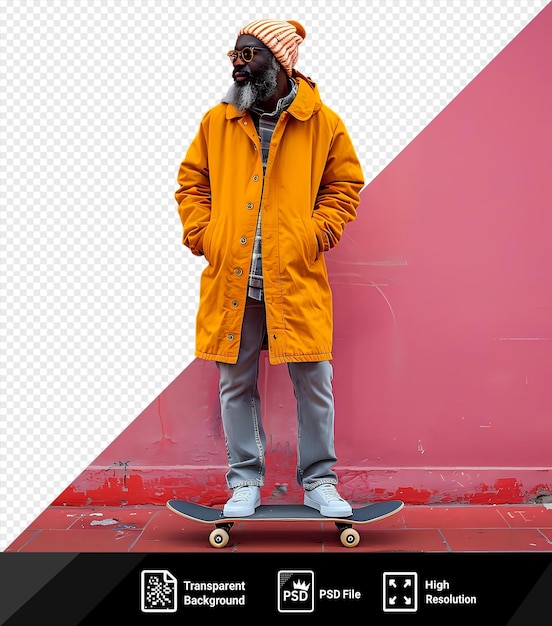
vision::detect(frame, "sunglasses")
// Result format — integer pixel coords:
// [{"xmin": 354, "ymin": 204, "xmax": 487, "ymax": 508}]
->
[{"xmin": 227, "ymin": 46, "xmax": 269, "ymax": 63}]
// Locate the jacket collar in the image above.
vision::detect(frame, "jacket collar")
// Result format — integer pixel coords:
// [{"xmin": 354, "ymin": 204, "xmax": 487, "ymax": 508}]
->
[{"xmin": 223, "ymin": 72, "xmax": 321, "ymax": 121}]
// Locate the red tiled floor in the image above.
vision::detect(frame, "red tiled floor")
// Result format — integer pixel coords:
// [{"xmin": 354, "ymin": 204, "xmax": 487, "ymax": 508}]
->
[
  {"xmin": 497, "ymin": 504, "xmax": 552, "ymax": 527},
  {"xmin": 26, "ymin": 508, "xmax": 80, "ymax": 531},
  {"xmin": 4, "ymin": 530, "xmax": 39, "ymax": 552},
  {"xmin": 397, "ymin": 504, "xmax": 511, "ymax": 528},
  {"xmin": 4, "ymin": 503, "xmax": 552, "ymax": 553},
  {"xmin": 64, "ymin": 506, "xmax": 159, "ymax": 531},
  {"xmin": 440, "ymin": 528, "xmax": 552, "ymax": 552},
  {"xmin": 324, "ymin": 529, "xmax": 449, "ymax": 553},
  {"xmin": 13, "ymin": 528, "xmax": 141, "ymax": 552}
]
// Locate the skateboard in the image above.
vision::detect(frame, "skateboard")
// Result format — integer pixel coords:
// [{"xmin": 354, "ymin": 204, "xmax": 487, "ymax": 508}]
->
[{"xmin": 166, "ymin": 499, "xmax": 404, "ymax": 548}]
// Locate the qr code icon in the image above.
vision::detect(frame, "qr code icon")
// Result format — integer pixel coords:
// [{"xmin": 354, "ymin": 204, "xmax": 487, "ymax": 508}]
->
[{"xmin": 140, "ymin": 569, "xmax": 178, "ymax": 613}]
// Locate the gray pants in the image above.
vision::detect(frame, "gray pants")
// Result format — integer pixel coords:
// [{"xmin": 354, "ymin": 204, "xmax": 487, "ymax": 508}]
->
[{"xmin": 217, "ymin": 297, "xmax": 338, "ymax": 491}]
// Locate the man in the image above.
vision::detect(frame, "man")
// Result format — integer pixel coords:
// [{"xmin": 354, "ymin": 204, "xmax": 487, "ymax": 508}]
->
[{"xmin": 175, "ymin": 19, "xmax": 364, "ymax": 518}]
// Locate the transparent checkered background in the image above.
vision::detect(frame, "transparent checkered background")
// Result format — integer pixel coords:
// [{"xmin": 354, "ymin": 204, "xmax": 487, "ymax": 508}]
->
[{"xmin": 1, "ymin": 0, "xmax": 548, "ymax": 549}]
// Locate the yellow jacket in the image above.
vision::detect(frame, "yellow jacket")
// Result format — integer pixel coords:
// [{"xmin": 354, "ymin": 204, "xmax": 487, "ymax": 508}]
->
[{"xmin": 175, "ymin": 72, "xmax": 364, "ymax": 364}]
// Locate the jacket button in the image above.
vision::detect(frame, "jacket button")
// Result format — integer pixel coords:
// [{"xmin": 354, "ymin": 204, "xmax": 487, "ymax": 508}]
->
[
  {"xmin": 227, "ymin": 333, "xmax": 234, "ymax": 341},
  {"xmin": 246, "ymin": 202, "xmax": 254, "ymax": 210},
  {"xmin": 234, "ymin": 268, "xmax": 243, "ymax": 276},
  {"xmin": 252, "ymin": 175, "xmax": 259, "ymax": 182},
  {"xmin": 240, "ymin": 237, "xmax": 247, "ymax": 245},
  {"xmin": 231, "ymin": 300, "xmax": 239, "ymax": 308}
]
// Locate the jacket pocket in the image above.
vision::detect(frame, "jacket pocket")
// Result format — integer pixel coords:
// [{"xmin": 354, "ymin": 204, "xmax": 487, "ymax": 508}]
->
[
  {"xmin": 202, "ymin": 219, "xmax": 217, "ymax": 265},
  {"xmin": 295, "ymin": 217, "xmax": 318, "ymax": 266},
  {"xmin": 305, "ymin": 218, "xmax": 320, "ymax": 264}
]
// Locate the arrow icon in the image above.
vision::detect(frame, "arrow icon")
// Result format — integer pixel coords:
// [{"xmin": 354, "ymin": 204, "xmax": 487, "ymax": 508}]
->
[{"xmin": 383, "ymin": 572, "xmax": 418, "ymax": 613}]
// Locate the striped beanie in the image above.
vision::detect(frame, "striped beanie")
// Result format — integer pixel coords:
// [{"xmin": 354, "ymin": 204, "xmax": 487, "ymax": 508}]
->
[{"xmin": 238, "ymin": 19, "xmax": 306, "ymax": 76}]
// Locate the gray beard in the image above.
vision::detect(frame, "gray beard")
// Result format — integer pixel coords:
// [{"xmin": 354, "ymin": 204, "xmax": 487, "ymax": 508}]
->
[{"xmin": 233, "ymin": 57, "xmax": 280, "ymax": 112}]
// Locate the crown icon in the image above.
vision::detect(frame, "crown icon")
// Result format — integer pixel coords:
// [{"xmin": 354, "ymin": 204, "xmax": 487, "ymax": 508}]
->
[{"xmin": 293, "ymin": 580, "xmax": 311, "ymax": 592}]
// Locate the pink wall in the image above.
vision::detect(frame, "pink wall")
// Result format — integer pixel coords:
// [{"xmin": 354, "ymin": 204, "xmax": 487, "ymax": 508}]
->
[{"xmin": 56, "ymin": 5, "xmax": 551, "ymax": 508}]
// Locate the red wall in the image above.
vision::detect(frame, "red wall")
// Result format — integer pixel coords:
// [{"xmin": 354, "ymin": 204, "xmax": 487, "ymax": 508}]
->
[{"xmin": 55, "ymin": 5, "xmax": 552, "ymax": 508}]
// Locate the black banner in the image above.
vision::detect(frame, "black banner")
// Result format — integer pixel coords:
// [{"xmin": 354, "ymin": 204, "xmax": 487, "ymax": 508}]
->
[{"xmin": 1, "ymin": 552, "xmax": 551, "ymax": 624}]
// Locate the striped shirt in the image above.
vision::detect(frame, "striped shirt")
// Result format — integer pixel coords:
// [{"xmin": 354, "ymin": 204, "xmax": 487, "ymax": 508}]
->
[{"xmin": 247, "ymin": 80, "xmax": 298, "ymax": 300}]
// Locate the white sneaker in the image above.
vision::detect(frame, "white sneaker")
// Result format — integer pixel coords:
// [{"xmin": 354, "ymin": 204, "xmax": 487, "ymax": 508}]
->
[
  {"xmin": 223, "ymin": 486, "xmax": 261, "ymax": 517},
  {"xmin": 304, "ymin": 484, "xmax": 352, "ymax": 517}
]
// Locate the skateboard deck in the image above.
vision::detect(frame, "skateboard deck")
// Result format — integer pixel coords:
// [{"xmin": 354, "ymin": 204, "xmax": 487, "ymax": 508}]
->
[{"xmin": 166, "ymin": 499, "xmax": 404, "ymax": 548}]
